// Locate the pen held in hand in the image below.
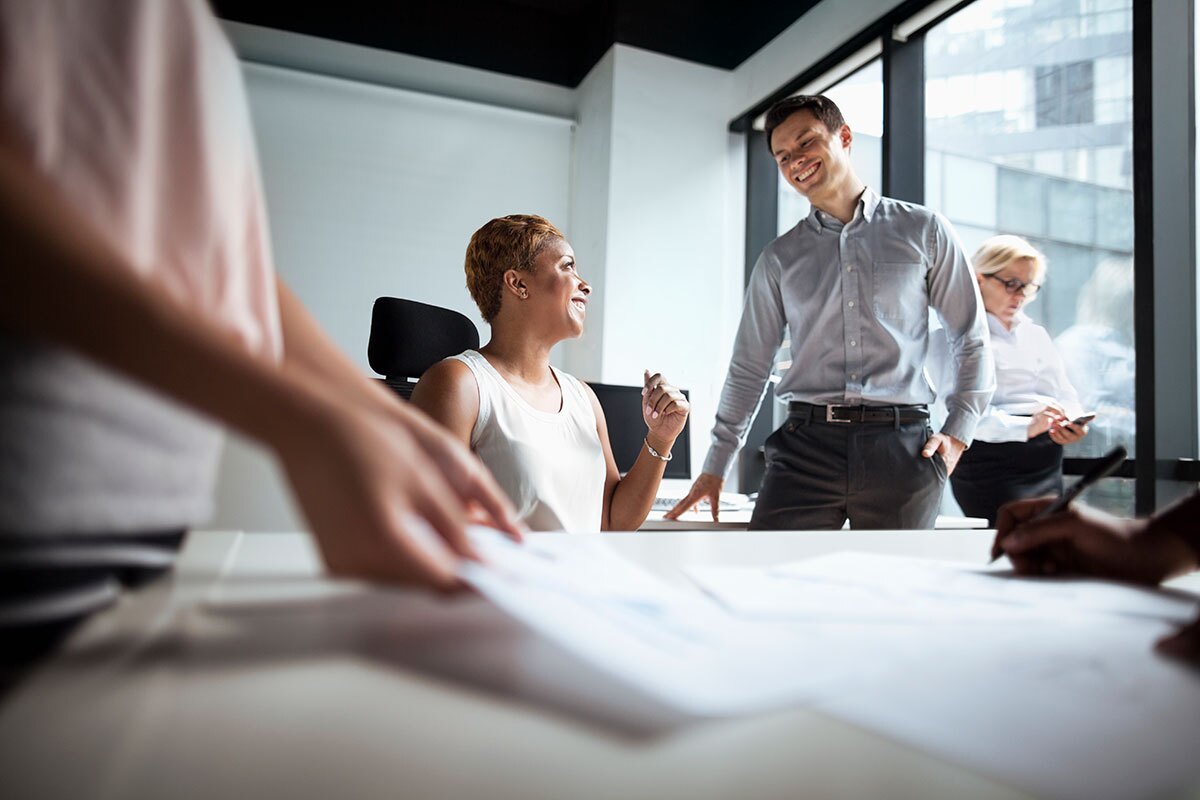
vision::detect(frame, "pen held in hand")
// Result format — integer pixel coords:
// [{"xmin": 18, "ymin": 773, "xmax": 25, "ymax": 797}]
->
[{"xmin": 989, "ymin": 444, "xmax": 1127, "ymax": 564}]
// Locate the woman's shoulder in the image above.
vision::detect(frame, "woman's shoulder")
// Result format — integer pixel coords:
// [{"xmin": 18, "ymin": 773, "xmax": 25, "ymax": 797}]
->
[
  {"xmin": 426, "ymin": 352, "xmax": 477, "ymax": 380},
  {"xmin": 412, "ymin": 354, "xmax": 480, "ymax": 404}
]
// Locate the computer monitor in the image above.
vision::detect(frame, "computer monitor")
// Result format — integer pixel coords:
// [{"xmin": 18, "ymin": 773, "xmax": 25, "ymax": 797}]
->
[{"xmin": 587, "ymin": 382, "xmax": 691, "ymax": 479}]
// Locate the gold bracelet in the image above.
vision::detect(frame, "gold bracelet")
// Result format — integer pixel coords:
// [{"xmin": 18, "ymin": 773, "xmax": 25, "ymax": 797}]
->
[{"xmin": 644, "ymin": 438, "xmax": 673, "ymax": 462}]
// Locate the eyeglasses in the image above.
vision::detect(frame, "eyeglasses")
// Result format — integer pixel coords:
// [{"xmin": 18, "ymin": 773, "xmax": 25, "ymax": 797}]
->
[{"xmin": 984, "ymin": 273, "xmax": 1041, "ymax": 298}]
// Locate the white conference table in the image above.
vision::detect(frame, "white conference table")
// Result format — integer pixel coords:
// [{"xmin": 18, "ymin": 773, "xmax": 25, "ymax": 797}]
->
[
  {"xmin": 0, "ymin": 528, "xmax": 1195, "ymax": 800},
  {"xmin": 639, "ymin": 511, "xmax": 988, "ymax": 530}
]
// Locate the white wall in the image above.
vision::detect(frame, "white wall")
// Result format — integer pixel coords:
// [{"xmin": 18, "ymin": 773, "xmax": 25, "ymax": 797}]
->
[
  {"xmin": 562, "ymin": 49, "xmax": 616, "ymax": 380},
  {"xmin": 581, "ymin": 45, "xmax": 745, "ymax": 483},
  {"xmin": 244, "ymin": 63, "xmax": 572, "ymax": 368}
]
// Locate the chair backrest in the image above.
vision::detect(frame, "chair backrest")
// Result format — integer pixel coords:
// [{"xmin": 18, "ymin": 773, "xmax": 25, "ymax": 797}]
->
[{"xmin": 368, "ymin": 297, "xmax": 480, "ymax": 399}]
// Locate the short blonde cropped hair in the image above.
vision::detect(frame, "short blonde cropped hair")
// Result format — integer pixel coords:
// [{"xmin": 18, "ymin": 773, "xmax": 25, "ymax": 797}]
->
[
  {"xmin": 464, "ymin": 214, "xmax": 564, "ymax": 322},
  {"xmin": 972, "ymin": 234, "xmax": 1047, "ymax": 281}
]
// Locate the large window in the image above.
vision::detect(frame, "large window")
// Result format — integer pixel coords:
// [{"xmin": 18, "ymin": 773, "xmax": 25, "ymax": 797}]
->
[{"xmin": 925, "ymin": 0, "xmax": 1135, "ymax": 512}]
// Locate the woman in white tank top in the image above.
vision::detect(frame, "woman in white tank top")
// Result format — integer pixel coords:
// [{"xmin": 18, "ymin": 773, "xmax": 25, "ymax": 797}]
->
[{"xmin": 412, "ymin": 215, "xmax": 690, "ymax": 532}]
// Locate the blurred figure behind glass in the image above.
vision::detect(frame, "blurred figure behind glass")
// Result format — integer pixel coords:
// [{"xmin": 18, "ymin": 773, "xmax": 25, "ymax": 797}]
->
[{"xmin": 1054, "ymin": 256, "xmax": 1136, "ymax": 458}]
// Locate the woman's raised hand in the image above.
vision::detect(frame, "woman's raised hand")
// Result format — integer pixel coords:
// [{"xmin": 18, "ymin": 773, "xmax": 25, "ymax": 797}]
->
[{"xmin": 642, "ymin": 369, "xmax": 689, "ymax": 444}]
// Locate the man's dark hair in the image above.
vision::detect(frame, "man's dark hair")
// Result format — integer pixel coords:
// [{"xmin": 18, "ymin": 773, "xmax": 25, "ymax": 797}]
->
[{"xmin": 764, "ymin": 94, "xmax": 847, "ymax": 154}]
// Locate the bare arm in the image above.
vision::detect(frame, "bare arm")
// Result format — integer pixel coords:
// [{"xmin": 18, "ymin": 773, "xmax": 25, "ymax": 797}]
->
[
  {"xmin": 409, "ymin": 359, "xmax": 481, "ymax": 449},
  {"xmin": 0, "ymin": 129, "xmax": 520, "ymax": 587},
  {"xmin": 274, "ymin": 279, "xmax": 402, "ymax": 415},
  {"xmin": 588, "ymin": 373, "xmax": 689, "ymax": 531}
]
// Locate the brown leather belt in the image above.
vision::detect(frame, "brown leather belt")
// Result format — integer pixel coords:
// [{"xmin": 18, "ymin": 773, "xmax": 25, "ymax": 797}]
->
[{"xmin": 788, "ymin": 402, "xmax": 930, "ymax": 424}]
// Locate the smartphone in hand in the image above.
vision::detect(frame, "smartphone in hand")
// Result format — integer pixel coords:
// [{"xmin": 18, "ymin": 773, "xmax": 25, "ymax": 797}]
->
[{"xmin": 1069, "ymin": 412, "xmax": 1096, "ymax": 426}]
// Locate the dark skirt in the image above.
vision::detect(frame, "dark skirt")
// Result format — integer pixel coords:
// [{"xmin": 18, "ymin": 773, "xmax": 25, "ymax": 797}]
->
[{"xmin": 950, "ymin": 434, "xmax": 1063, "ymax": 526}]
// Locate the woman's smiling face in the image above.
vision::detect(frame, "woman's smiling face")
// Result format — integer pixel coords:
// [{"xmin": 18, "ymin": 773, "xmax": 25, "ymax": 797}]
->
[{"xmin": 525, "ymin": 237, "xmax": 591, "ymax": 339}]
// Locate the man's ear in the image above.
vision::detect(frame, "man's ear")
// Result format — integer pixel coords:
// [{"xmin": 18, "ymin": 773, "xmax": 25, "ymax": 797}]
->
[{"xmin": 839, "ymin": 124, "xmax": 853, "ymax": 149}]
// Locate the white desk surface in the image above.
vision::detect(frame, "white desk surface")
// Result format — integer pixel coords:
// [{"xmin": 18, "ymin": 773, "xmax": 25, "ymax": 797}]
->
[
  {"xmin": 1, "ymin": 528, "xmax": 1195, "ymax": 800},
  {"xmin": 639, "ymin": 511, "xmax": 988, "ymax": 531}
]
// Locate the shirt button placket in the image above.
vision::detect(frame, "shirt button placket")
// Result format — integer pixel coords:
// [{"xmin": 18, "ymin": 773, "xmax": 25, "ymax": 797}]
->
[{"xmin": 841, "ymin": 233, "xmax": 863, "ymax": 403}]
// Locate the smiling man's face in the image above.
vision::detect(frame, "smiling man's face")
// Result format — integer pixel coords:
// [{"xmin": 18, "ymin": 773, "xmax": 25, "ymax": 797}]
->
[{"xmin": 770, "ymin": 109, "xmax": 855, "ymax": 206}]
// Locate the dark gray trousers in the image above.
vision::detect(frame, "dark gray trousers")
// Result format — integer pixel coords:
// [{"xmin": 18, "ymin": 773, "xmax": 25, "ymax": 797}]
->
[{"xmin": 748, "ymin": 409, "xmax": 946, "ymax": 530}]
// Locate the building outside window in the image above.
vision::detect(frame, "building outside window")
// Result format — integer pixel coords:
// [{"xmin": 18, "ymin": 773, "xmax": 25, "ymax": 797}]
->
[{"xmin": 925, "ymin": 0, "xmax": 1135, "ymax": 513}]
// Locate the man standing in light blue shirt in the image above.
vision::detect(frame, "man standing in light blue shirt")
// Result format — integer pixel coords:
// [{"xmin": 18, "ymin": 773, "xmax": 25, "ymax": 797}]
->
[{"xmin": 668, "ymin": 95, "xmax": 994, "ymax": 530}]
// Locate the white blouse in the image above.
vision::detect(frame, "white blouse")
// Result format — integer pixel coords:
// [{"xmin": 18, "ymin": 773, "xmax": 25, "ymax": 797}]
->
[
  {"xmin": 451, "ymin": 350, "xmax": 607, "ymax": 533},
  {"xmin": 933, "ymin": 312, "xmax": 1083, "ymax": 444}
]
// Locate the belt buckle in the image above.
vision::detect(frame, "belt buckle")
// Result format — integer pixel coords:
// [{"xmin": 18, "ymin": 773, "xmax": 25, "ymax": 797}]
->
[{"xmin": 825, "ymin": 405, "xmax": 854, "ymax": 424}]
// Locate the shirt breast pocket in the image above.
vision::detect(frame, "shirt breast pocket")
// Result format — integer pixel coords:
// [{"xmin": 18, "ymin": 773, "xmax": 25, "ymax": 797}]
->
[{"xmin": 872, "ymin": 261, "xmax": 926, "ymax": 322}]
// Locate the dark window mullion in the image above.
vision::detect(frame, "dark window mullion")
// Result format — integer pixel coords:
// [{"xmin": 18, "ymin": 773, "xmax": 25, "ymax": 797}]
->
[
  {"xmin": 1131, "ymin": 0, "xmax": 1155, "ymax": 514},
  {"xmin": 882, "ymin": 31, "xmax": 925, "ymax": 203},
  {"xmin": 738, "ymin": 129, "xmax": 781, "ymax": 492}
]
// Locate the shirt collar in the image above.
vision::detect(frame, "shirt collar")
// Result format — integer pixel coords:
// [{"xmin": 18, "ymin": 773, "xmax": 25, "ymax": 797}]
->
[
  {"xmin": 804, "ymin": 186, "xmax": 880, "ymax": 232},
  {"xmin": 987, "ymin": 310, "xmax": 1029, "ymax": 337},
  {"xmin": 860, "ymin": 186, "xmax": 880, "ymax": 221}
]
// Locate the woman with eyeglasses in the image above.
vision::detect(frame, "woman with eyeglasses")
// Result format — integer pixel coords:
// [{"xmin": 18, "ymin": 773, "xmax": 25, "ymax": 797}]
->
[{"xmin": 933, "ymin": 234, "xmax": 1090, "ymax": 526}]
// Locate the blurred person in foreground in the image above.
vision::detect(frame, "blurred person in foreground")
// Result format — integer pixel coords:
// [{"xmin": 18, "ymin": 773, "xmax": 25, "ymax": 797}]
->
[
  {"xmin": 412, "ymin": 214, "xmax": 689, "ymax": 532},
  {"xmin": 0, "ymin": 0, "xmax": 522, "ymax": 673},
  {"xmin": 995, "ymin": 493, "xmax": 1200, "ymax": 665}
]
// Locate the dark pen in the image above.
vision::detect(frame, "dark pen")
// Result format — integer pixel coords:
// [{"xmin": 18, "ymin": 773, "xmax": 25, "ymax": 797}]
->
[{"xmin": 989, "ymin": 444, "xmax": 1127, "ymax": 563}]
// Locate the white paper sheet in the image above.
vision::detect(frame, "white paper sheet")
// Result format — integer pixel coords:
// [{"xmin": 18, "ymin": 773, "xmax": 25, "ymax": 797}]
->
[
  {"xmin": 459, "ymin": 529, "xmax": 877, "ymax": 717},
  {"xmin": 460, "ymin": 535, "xmax": 1200, "ymax": 797},
  {"xmin": 684, "ymin": 550, "xmax": 1200, "ymax": 799},
  {"xmin": 686, "ymin": 551, "xmax": 1199, "ymax": 625},
  {"xmin": 817, "ymin": 620, "xmax": 1200, "ymax": 800}
]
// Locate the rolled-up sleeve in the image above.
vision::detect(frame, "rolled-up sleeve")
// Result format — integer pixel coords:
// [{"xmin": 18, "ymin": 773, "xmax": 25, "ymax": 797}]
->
[
  {"xmin": 926, "ymin": 214, "xmax": 994, "ymax": 446},
  {"xmin": 701, "ymin": 251, "xmax": 787, "ymax": 479}
]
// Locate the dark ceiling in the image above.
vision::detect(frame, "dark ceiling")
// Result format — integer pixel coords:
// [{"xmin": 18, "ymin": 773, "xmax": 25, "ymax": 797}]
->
[{"xmin": 212, "ymin": 1, "xmax": 822, "ymax": 88}]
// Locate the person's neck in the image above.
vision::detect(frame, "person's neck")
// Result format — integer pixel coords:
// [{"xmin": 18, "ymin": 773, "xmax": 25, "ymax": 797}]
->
[
  {"xmin": 988, "ymin": 310, "xmax": 1016, "ymax": 332},
  {"xmin": 811, "ymin": 178, "xmax": 866, "ymax": 225},
  {"xmin": 480, "ymin": 326, "xmax": 557, "ymax": 385}
]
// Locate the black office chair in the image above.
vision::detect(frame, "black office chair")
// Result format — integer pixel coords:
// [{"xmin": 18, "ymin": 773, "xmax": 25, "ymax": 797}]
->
[{"xmin": 368, "ymin": 297, "xmax": 480, "ymax": 400}]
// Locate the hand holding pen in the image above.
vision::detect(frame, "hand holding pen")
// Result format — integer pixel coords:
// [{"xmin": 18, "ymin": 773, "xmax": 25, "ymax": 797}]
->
[
  {"xmin": 989, "ymin": 445, "xmax": 1126, "ymax": 563},
  {"xmin": 988, "ymin": 446, "xmax": 1196, "ymax": 584}
]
